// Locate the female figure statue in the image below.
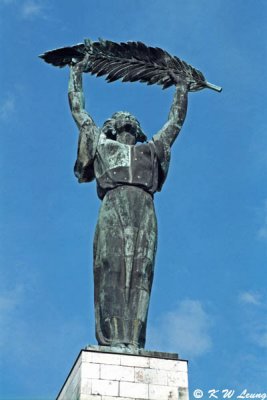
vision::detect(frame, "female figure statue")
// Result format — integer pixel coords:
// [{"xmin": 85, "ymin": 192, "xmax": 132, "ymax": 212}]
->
[{"xmin": 68, "ymin": 55, "xmax": 189, "ymax": 351}]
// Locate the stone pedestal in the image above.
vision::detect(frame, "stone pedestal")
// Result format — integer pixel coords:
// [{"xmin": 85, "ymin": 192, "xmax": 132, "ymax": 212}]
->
[{"xmin": 56, "ymin": 347, "xmax": 189, "ymax": 400}]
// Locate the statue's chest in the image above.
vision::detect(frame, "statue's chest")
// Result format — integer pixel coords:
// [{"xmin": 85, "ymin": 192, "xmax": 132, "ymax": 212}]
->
[
  {"xmin": 96, "ymin": 140, "xmax": 153, "ymax": 176},
  {"xmin": 98, "ymin": 140, "xmax": 131, "ymax": 171},
  {"xmin": 95, "ymin": 139, "xmax": 158, "ymax": 198}
]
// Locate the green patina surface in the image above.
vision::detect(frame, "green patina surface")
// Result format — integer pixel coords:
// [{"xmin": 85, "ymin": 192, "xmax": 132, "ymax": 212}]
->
[{"xmin": 67, "ymin": 54, "xmax": 190, "ymax": 351}]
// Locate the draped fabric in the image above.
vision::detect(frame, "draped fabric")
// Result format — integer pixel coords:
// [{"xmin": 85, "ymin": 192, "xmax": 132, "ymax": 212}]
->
[{"xmin": 93, "ymin": 185, "xmax": 157, "ymax": 347}]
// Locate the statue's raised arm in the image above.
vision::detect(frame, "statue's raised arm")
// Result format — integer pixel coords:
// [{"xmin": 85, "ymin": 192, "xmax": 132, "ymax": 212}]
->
[
  {"xmin": 153, "ymin": 68, "xmax": 207, "ymax": 149},
  {"xmin": 68, "ymin": 55, "xmax": 100, "ymax": 183},
  {"xmin": 153, "ymin": 83, "xmax": 188, "ymax": 149},
  {"xmin": 68, "ymin": 54, "xmax": 96, "ymax": 129},
  {"xmin": 151, "ymin": 76, "xmax": 205, "ymax": 190}
]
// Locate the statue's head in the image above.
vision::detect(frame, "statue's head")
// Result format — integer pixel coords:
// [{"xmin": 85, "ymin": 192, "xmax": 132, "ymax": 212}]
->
[{"xmin": 102, "ymin": 111, "xmax": 147, "ymax": 144}]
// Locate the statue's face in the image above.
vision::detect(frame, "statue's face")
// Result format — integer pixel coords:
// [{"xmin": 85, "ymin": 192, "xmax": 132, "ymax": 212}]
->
[
  {"xmin": 102, "ymin": 111, "xmax": 146, "ymax": 144},
  {"xmin": 113, "ymin": 112, "xmax": 139, "ymax": 145}
]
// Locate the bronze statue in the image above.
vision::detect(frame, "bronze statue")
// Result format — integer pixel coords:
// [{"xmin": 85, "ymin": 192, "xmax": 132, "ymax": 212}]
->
[{"xmin": 40, "ymin": 39, "xmax": 221, "ymax": 351}]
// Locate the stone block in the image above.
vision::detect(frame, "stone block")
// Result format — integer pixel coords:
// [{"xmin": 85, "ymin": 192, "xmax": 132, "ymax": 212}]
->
[
  {"xmin": 177, "ymin": 360, "xmax": 188, "ymax": 372},
  {"xmin": 120, "ymin": 354, "xmax": 150, "ymax": 368},
  {"xmin": 176, "ymin": 371, "xmax": 188, "ymax": 387},
  {"xmin": 82, "ymin": 363, "xmax": 100, "ymax": 379},
  {"xmin": 101, "ymin": 364, "xmax": 135, "ymax": 382},
  {"xmin": 91, "ymin": 378, "xmax": 119, "ymax": 396},
  {"xmin": 80, "ymin": 378, "xmax": 92, "ymax": 394},
  {"xmin": 135, "ymin": 367, "xmax": 168, "ymax": 385},
  {"xmin": 149, "ymin": 384, "xmax": 178, "ymax": 400},
  {"xmin": 149, "ymin": 358, "xmax": 180, "ymax": 371},
  {"xmin": 91, "ymin": 351, "xmax": 121, "ymax": 365},
  {"xmin": 120, "ymin": 381, "xmax": 149, "ymax": 399},
  {"xmin": 167, "ymin": 370, "xmax": 180, "ymax": 386}
]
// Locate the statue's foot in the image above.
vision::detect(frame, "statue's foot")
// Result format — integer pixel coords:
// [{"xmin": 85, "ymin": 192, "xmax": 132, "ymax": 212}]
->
[
  {"xmin": 125, "ymin": 344, "xmax": 139, "ymax": 354},
  {"xmin": 110, "ymin": 343, "xmax": 127, "ymax": 350},
  {"xmin": 109, "ymin": 342, "xmax": 140, "ymax": 354}
]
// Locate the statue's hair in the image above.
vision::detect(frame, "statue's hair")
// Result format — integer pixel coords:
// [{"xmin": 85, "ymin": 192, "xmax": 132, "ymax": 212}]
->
[{"xmin": 102, "ymin": 111, "xmax": 147, "ymax": 143}]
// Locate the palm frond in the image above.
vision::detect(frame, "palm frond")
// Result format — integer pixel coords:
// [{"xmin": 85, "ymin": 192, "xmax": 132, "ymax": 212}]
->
[{"xmin": 39, "ymin": 39, "xmax": 222, "ymax": 92}]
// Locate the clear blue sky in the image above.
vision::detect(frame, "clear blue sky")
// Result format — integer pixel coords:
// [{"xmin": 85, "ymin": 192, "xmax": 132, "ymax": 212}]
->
[{"xmin": 1, "ymin": 0, "xmax": 267, "ymax": 398}]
